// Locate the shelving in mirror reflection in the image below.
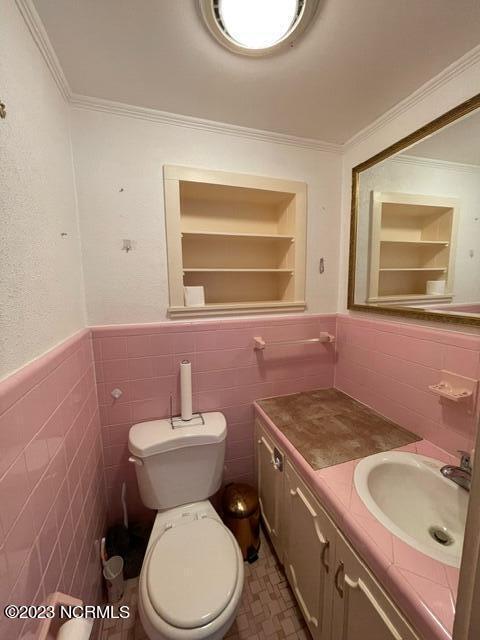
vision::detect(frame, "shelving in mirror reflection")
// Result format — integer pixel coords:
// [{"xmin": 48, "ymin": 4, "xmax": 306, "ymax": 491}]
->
[{"xmin": 352, "ymin": 98, "xmax": 480, "ymax": 322}]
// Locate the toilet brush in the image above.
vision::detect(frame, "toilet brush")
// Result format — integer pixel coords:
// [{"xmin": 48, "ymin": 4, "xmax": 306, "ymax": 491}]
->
[
  {"xmin": 121, "ymin": 482, "xmax": 128, "ymax": 529},
  {"xmin": 106, "ymin": 482, "xmax": 150, "ymax": 579},
  {"xmin": 106, "ymin": 483, "xmax": 130, "ymax": 557}
]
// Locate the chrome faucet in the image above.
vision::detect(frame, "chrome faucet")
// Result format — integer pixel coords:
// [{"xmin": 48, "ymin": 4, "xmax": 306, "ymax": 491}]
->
[{"xmin": 441, "ymin": 451, "xmax": 472, "ymax": 491}]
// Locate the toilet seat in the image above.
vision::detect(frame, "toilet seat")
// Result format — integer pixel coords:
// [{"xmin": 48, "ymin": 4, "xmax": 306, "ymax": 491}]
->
[
  {"xmin": 138, "ymin": 500, "xmax": 244, "ymax": 640},
  {"xmin": 146, "ymin": 517, "xmax": 238, "ymax": 629}
]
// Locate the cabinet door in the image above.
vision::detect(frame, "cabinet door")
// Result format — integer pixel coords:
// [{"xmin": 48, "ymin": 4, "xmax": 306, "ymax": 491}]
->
[
  {"xmin": 284, "ymin": 462, "xmax": 334, "ymax": 640},
  {"xmin": 255, "ymin": 420, "xmax": 284, "ymax": 559},
  {"xmin": 332, "ymin": 533, "xmax": 420, "ymax": 640}
]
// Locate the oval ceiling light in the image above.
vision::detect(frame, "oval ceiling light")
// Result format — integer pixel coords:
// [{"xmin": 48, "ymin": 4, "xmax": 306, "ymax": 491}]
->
[{"xmin": 199, "ymin": 0, "xmax": 319, "ymax": 57}]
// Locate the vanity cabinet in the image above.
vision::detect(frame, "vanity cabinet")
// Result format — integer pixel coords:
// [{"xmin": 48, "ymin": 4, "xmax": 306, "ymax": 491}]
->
[
  {"xmin": 255, "ymin": 420, "xmax": 285, "ymax": 561},
  {"xmin": 284, "ymin": 461, "xmax": 335, "ymax": 640},
  {"xmin": 255, "ymin": 417, "xmax": 421, "ymax": 640}
]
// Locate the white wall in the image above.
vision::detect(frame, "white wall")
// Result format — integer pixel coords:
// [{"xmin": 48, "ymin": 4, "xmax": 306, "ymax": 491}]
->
[
  {"xmin": 0, "ymin": 0, "xmax": 86, "ymax": 379},
  {"xmin": 339, "ymin": 52, "xmax": 480, "ymax": 317},
  {"xmin": 71, "ymin": 107, "xmax": 342, "ymax": 325},
  {"xmin": 355, "ymin": 157, "xmax": 480, "ymax": 304},
  {"xmin": 4, "ymin": 0, "xmax": 480, "ymax": 351}
]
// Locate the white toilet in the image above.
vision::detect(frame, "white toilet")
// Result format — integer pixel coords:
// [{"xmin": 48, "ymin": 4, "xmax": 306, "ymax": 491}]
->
[{"xmin": 128, "ymin": 412, "xmax": 244, "ymax": 640}]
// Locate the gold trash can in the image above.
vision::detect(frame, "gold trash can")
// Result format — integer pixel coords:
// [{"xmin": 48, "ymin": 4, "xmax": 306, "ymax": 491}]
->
[{"xmin": 222, "ymin": 483, "xmax": 260, "ymax": 563}]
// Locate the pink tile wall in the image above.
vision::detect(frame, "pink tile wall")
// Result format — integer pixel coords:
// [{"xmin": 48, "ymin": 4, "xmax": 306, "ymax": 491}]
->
[
  {"xmin": 92, "ymin": 311, "xmax": 480, "ymax": 527},
  {"xmin": 335, "ymin": 314, "xmax": 480, "ymax": 455},
  {"xmin": 91, "ymin": 315, "xmax": 337, "ymax": 523},
  {"xmin": 0, "ymin": 330, "xmax": 106, "ymax": 639},
  {"xmin": 2, "ymin": 310, "xmax": 477, "ymax": 635}
]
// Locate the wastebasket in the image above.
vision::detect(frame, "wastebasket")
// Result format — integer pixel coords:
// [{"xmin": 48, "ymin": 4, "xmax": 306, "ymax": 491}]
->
[{"xmin": 222, "ymin": 483, "xmax": 260, "ymax": 563}]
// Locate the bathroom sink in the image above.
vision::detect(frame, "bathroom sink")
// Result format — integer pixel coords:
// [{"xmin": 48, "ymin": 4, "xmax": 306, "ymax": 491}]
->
[{"xmin": 354, "ymin": 451, "xmax": 468, "ymax": 567}]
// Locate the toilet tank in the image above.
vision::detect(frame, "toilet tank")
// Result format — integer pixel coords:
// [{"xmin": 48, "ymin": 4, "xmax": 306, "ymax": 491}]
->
[{"xmin": 128, "ymin": 412, "xmax": 227, "ymax": 510}]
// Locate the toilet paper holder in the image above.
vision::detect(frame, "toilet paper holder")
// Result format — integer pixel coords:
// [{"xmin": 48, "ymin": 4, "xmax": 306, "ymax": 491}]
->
[
  {"xmin": 36, "ymin": 592, "xmax": 85, "ymax": 640},
  {"xmin": 169, "ymin": 394, "xmax": 205, "ymax": 429}
]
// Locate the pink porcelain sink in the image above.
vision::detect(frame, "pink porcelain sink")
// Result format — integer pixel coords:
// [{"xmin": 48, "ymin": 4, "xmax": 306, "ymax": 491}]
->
[{"xmin": 354, "ymin": 451, "xmax": 468, "ymax": 567}]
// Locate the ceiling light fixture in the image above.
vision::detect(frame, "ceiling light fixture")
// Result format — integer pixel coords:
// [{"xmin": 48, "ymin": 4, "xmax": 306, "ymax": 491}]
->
[{"xmin": 199, "ymin": 0, "xmax": 319, "ymax": 57}]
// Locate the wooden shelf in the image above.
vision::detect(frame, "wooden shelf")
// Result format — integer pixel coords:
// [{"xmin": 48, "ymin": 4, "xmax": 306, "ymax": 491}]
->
[
  {"xmin": 379, "ymin": 267, "xmax": 447, "ymax": 272},
  {"xmin": 183, "ymin": 268, "xmax": 294, "ymax": 273},
  {"xmin": 182, "ymin": 231, "xmax": 294, "ymax": 241},
  {"xmin": 164, "ymin": 165, "xmax": 306, "ymax": 316},
  {"xmin": 380, "ymin": 240, "xmax": 449, "ymax": 246},
  {"xmin": 367, "ymin": 294, "xmax": 454, "ymax": 305},
  {"xmin": 368, "ymin": 192, "xmax": 458, "ymax": 301},
  {"xmin": 168, "ymin": 300, "xmax": 306, "ymax": 318}
]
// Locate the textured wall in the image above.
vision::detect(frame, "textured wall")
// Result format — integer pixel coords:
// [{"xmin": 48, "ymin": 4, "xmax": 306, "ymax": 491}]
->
[
  {"xmin": 70, "ymin": 107, "xmax": 342, "ymax": 325},
  {"xmin": 91, "ymin": 314, "xmax": 336, "ymax": 523},
  {"xmin": 0, "ymin": 330, "xmax": 106, "ymax": 639},
  {"xmin": 0, "ymin": 0, "xmax": 86, "ymax": 380}
]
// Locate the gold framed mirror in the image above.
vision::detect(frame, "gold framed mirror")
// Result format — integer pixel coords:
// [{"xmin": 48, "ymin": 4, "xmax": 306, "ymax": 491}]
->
[{"xmin": 348, "ymin": 93, "xmax": 480, "ymax": 327}]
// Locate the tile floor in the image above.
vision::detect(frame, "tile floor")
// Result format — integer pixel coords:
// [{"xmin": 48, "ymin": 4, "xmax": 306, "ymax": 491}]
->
[{"xmin": 99, "ymin": 532, "xmax": 310, "ymax": 639}]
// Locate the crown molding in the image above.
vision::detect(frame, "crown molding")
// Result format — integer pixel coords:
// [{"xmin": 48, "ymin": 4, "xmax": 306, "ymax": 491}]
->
[
  {"xmin": 15, "ymin": 0, "xmax": 480, "ymax": 156},
  {"xmin": 392, "ymin": 154, "xmax": 480, "ymax": 174},
  {"xmin": 344, "ymin": 44, "xmax": 480, "ymax": 151},
  {"xmin": 15, "ymin": 0, "xmax": 71, "ymax": 101},
  {"xmin": 15, "ymin": 1, "xmax": 340, "ymax": 153},
  {"xmin": 69, "ymin": 93, "xmax": 341, "ymax": 153}
]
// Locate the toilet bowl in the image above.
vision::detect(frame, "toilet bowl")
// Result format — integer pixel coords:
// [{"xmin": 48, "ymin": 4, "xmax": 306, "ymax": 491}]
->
[
  {"xmin": 128, "ymin": 413, "xmax": 245, "ymax": 640},
  {"xmin": 138, "ymin": 502, "xmax": 244, "ymax": 640}
]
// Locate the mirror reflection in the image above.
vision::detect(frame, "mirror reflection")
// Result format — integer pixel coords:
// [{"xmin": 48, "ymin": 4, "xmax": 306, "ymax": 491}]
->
[{"xmin": 354, "ymin": 108, "xmax": 480, "ymax": 319}]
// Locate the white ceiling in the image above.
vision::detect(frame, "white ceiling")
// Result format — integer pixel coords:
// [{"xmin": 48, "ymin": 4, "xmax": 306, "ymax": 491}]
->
[
  {"xmin": 405, "ymin": 109, "xmax": 480, "ymax": 166},
  {"xmin": 32, "ymin": 0, "xmax": 480, "ymax": 144}
]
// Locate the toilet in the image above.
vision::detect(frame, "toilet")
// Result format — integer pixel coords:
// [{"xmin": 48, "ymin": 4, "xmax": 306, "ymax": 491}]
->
[{"xmin": 128, "ymin": 412, "xmax": 244, "ymax": 640}]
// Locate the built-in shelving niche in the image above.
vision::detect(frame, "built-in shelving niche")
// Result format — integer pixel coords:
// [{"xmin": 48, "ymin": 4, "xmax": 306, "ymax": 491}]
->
[
  {"xmin": 367, "ymin": 192, "xmax": 459, "ymax": 304},
  {"xmin": 164, "ymin": 166, "xmax": 307, "ymax": 317}
]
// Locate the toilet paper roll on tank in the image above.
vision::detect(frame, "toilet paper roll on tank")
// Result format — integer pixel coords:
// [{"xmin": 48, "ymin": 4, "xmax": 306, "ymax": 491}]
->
[{"xmin": 180, "ymin": 360, "xmax": 193, "ymax": 421}]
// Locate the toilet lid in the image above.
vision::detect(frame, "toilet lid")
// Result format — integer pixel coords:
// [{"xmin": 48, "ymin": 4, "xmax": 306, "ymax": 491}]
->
[{"xmin": 147, "ymin": 517, "xmax": 238, "ymax": 629}]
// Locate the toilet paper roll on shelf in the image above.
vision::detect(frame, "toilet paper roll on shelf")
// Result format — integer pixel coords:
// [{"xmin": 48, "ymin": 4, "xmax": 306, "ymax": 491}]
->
[
  {"xmin": 426, "ymin": 280, "xmax": 446, "ymax": 295},
  {"xmin": 180, "ymin": 360, "xmax": 193, "ymax": 421},
  {"xmin": 184, "ymin": 286, "xmax": 205, "ymax": 307}
]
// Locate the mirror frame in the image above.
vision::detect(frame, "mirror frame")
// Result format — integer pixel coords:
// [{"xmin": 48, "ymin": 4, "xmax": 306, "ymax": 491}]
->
[{"xmin": 348, "ymin": 92, "xmax": 480, "ymax": 327}]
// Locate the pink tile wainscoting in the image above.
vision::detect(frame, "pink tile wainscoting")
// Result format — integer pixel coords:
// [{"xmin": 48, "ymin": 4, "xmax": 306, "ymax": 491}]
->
[
  {"xmin": 1, "ymin": 310, "xmax": 479, "ymax": 639},
  {"xmin": 335, "ymin": 314, "xmax": 480, "ymax": 456},
  {"xmin": 0, "ymin": 330, "xmax": 107, "ymax": 639},
  {"xmin": 91, "ymin": 314, "xmax": 337, "ymax": 523}
]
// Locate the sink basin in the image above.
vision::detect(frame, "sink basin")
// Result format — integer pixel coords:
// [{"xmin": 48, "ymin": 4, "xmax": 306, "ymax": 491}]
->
[{"xmin": 354, "ymin": 451, "xmax": 468, "ymax": 567}]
